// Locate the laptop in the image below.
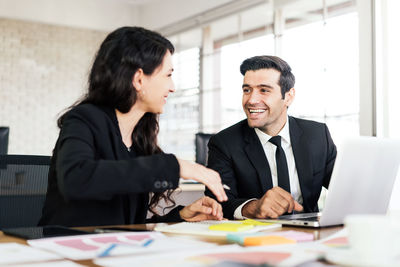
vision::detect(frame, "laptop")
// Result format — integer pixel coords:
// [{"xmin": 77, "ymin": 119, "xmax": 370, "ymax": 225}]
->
[{"xmin": 257, "ymin": 136, "xmax": 400, "ymax": 228}]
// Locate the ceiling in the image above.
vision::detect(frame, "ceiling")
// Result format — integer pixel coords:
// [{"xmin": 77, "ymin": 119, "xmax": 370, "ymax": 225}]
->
[
  {"xmin": 102, "ymin": 0, "xmax": 159, "ymax": 5},
  {"xmin": 0, "ymin": 0, "xmax": 237, "ymax": 32},
  {"xmin": 0, "ymin": 0, "xmax": 355, "ymax": 47}
]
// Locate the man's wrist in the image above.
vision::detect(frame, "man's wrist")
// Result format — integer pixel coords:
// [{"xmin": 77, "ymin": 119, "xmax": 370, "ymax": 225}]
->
[
  {"xmin": 233, "ymin": 198, "xmax": 256, "ymax": 219},
  {"xmin": 242, "ymin": 199, "xmax": 258, "ymax": 218}
]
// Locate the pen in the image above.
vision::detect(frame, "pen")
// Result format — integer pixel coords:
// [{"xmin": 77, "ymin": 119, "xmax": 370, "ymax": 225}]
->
[
  {"xmin": 97, "ymin": 239, "xmax": 154, "ymax": 257},
  {"xmin": 142, "ymin": 239, "xmax": 154, "ymax": 247},
  {"xmin": 223, "ymin": 184, "xmax": 231, "ymax": 190},
  {"xmin": 98, "ymin": 243, "xmax": 118, "ymax": 257},
  {"xmin": 94, "ymin": 227, "xmax": 148, "ymax": 233}
]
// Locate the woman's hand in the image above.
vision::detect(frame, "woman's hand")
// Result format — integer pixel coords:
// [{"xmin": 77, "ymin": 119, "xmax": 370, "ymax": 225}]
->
[
  {"xmin": 178, "ymin": 159, "xmax": 228, "ymax": 202},
  {"xmin": 179, "ymin": 196, "xmax": 223, "ymax": 222}
]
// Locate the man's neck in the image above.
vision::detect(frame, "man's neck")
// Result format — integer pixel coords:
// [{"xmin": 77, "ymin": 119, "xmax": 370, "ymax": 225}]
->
[{"xmin": 260, "ymin": 115, "xmax": 288, "ymax": 136}]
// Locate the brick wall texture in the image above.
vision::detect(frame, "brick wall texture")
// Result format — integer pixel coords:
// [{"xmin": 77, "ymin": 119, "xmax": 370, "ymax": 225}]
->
[{"xmin": 0, "ymin": 18, "xmax": 106, "ymax": 155}]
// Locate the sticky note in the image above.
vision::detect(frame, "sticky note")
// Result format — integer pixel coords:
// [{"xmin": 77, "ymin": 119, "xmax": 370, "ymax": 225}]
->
[
  {"xmin": 227, "ymin": 230, "xmax": 313, "ymax": 246},
  {"xmin": 241, "ymin": 219, "xmax": 276, "ymax": 226},
  {"xmin": 208, "ymin": 223, "xmax": 254, "ymax": 232},
  {"xmin": 243, "ymin": 235, "xmax": 296, "ymax": 246}
]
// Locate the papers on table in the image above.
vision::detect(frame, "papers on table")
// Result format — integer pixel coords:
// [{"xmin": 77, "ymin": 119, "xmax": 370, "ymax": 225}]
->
[
  {"xmin": 317, "ymin": 228, "xmax": 349, "ymax": 248},
  {"xmin": 94, "ymin": 244, "xmax": 242, "ymax": 267},
  {"xmin": 154, "ymin": 219, "xmax": 281, "ymax": 236},
  {"xmin": 9, "ymin": 260, "xmax": 85, "ymax": 267},
  {"xmin": 0, "ymin": 242, "xmax": 62, "ymax": 265},
  {"xmin": 1, "ymin": 224, "xmax": 358, "ymax": 266},
  {"xmin": 94, "ymin": 243, "xmax": 322, "ymax": 267},
  {"xmin": 93, "ymin": 228, "xmax": 334, "ymax": 267},
  {"xmin": 28, "ymin": 231, "xmax": 217, "ymax": 260}
]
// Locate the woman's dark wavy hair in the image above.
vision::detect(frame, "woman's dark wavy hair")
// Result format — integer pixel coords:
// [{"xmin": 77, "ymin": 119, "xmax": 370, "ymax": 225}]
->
[{"xmin": 57, "ymin": 26, "xmax": 176, "ymax": 216}]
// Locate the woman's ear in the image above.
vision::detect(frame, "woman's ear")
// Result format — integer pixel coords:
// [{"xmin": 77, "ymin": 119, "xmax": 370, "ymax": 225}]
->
[{"xmin": 132, "ymin": 68, "xmax": 144, "ymax": 92}]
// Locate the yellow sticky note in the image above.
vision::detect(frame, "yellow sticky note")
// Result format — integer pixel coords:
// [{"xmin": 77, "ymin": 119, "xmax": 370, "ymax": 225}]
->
[
  {"xmin": 241, "ymin": 219, "xmax": 275, "ymax": 226},
  {"xmin": 209, "ymin": 223, "xmax": 254, "ymax": 232},
  {"xmin": 244, "ymin": 235, "xmax": 296, "ymax": 246}
]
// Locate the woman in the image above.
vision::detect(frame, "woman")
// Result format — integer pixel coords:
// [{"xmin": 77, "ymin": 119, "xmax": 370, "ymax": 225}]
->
[{"xmin": 39, "ymin": 26, "xmax": 227, "ymax": 227}]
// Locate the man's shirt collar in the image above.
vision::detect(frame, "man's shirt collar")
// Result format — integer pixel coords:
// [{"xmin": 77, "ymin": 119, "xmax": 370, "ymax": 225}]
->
[{"xmin": 254, "ymin": 117, "xmax": 291, "ymax": 145}]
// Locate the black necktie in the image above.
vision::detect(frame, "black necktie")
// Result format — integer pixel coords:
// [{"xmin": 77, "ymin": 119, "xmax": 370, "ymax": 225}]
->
[{"xmin": 269, "ymin": 136, "xmax": 291, "ymax": 193}]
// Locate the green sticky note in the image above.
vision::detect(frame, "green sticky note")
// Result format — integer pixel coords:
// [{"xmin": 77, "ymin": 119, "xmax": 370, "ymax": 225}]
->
[{"xmin": 208, "ymin": 223, "xmax": 254, "ymax": 232}]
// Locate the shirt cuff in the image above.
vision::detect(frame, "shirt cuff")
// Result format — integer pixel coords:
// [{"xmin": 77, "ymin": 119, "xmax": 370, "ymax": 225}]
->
[{"xmin": 233, "ymin": 198, "xmax": 257, "ymax": 219}]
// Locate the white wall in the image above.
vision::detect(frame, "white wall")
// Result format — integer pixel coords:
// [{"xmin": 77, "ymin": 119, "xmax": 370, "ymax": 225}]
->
[{"xmin": 0, "ymin": 18, "xmax": 106, "ymax": 155}]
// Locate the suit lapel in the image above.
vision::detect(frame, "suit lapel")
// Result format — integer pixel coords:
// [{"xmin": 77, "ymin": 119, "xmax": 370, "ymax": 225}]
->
[
  {"xmin": 289, "ymin": 117, "xmax": 313, "ymax": 210},
  {"xmin": 243, "ymin": 123, "xmax": 273, "ymax": 192}
]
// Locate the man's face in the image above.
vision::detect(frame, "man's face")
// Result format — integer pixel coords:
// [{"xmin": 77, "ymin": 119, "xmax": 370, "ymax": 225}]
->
[{"xmin": 242, "ymin": 68, "xmax": 294, "ymax": 133}]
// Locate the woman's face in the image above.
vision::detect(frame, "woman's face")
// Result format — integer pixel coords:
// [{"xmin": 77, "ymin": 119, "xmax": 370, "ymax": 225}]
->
[{"xmin": 138, "ymin": 51, "xmax": 175, "ymax": 114}]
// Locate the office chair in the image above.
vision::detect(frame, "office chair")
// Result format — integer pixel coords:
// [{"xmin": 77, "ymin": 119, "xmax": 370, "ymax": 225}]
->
[
  {"xmin": 195, "ymin": 133, "xmax": 214, "ymax": 166},
  {"xmin": 0, "ymin": 155, "xmax": 51, "ymax": 229}
]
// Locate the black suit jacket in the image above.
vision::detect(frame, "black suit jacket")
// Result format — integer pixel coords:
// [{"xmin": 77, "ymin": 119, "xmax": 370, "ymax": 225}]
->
[
  {"xmin": 39, "ymin": 104, "xmax": 182, "ymax": 227},
  {"xmin": 205, "ymin": 117, "xmax": 337, "ymax": 219}
]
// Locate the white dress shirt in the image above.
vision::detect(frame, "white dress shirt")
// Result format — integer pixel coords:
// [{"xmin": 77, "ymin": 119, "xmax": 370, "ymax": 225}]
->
[{"xmin": 233, "ymin": 118, "xmax": 303, "ymax": 219}]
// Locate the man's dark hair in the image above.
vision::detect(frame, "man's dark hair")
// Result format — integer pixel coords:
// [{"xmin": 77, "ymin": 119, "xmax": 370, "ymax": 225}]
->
[{"xmin": 240, "ymin": 55, "xmax": 295, "ymax": 99}]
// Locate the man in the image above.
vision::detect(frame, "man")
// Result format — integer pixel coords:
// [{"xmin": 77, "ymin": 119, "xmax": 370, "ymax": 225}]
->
[{"xmin": 206, "ymin": 55, "xmax": 337, "ymax": 220}]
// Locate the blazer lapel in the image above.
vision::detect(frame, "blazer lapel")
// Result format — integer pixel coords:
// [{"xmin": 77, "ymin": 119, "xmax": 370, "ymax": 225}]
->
[
  {"xmin": 289, "ymin": 116, "xmax": 314, "ymax": 210},
  {"xmin": 243, "ymin": 123, "xmax": 273, "ymax": 192}
]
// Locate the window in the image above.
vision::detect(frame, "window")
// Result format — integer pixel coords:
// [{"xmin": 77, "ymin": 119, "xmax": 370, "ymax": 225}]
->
[
  {"xmin": 383, "ymin": 0, "xmax": 400, "ymax": 138},
  {"xmin": 159, "ymin": 47, "xmax": 200, "ymax": 160},
  {"xmin": 283, "ymin": 12, "xmax": 360, "ymax": 143},
  {"xmin": 377, "ymin": 0, "xmax": 400, "ymax": 211},
  {"xmin": 161, "ymin": 0, "xmax": 359, "ymax": 160},
  {"xmin": 220, "ymin": 35, "xmax": 275, "ymax": 128},
  {"xmin": 217, "ymin": 12, "xmax": 360, "ymax": 144}
]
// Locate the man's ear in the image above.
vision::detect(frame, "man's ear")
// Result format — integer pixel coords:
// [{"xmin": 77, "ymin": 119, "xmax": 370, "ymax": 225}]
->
[
  {"xmin": 284, "ymin": 88, "xmax": 295, "ymax": 107},
  {"xmin": 132, "ymin": 68, "xmax": 144, "ymax": 92}
]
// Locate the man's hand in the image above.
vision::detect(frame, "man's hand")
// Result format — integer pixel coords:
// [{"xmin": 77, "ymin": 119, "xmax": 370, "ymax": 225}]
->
[
  {"xmin": 179, "ymin": 196, "xmax": 224, "ymax": 222},
  {"xmin": 242, "ymin": 186, "xmax": 303, "ymax": 218}
]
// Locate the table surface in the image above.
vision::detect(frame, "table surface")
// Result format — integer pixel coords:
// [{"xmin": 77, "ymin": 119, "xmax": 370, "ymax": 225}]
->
[{"xmin": 0, "ymin": 223, "xmax": 342, "ymax": 266}]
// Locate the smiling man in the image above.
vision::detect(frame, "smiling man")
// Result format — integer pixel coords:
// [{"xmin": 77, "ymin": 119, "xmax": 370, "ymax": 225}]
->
[{"xmin": 205, "ymin": 55, "xmax": 337, "ymax": 219}]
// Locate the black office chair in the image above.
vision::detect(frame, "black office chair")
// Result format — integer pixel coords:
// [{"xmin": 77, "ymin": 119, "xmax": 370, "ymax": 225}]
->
[
  {"xmin": 0, "ymin": 155, "xmax": 51, "ymax": 229},
  {"xmin": 195, "ymin": 133, "xmax": 214, "ymax": 166}
]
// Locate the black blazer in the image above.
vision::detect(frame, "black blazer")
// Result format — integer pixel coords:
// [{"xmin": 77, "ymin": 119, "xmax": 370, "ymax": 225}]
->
[
  {"xmin": 205, "ymin": 117, "xmax": 337, "ymax": 219},
  {"xmin": 39, "ymin": 104, "xmax": 182, "ymax": 227}
]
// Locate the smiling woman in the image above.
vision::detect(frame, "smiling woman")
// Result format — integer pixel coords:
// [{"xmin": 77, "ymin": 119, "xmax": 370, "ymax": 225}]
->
[
  {"xmin": 38, "ymin": 26, "xmax": 226, "ymax": 227},
  {"xmin": 132, "ymin": 50, "xmax": 175, "ymax": 115}
]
